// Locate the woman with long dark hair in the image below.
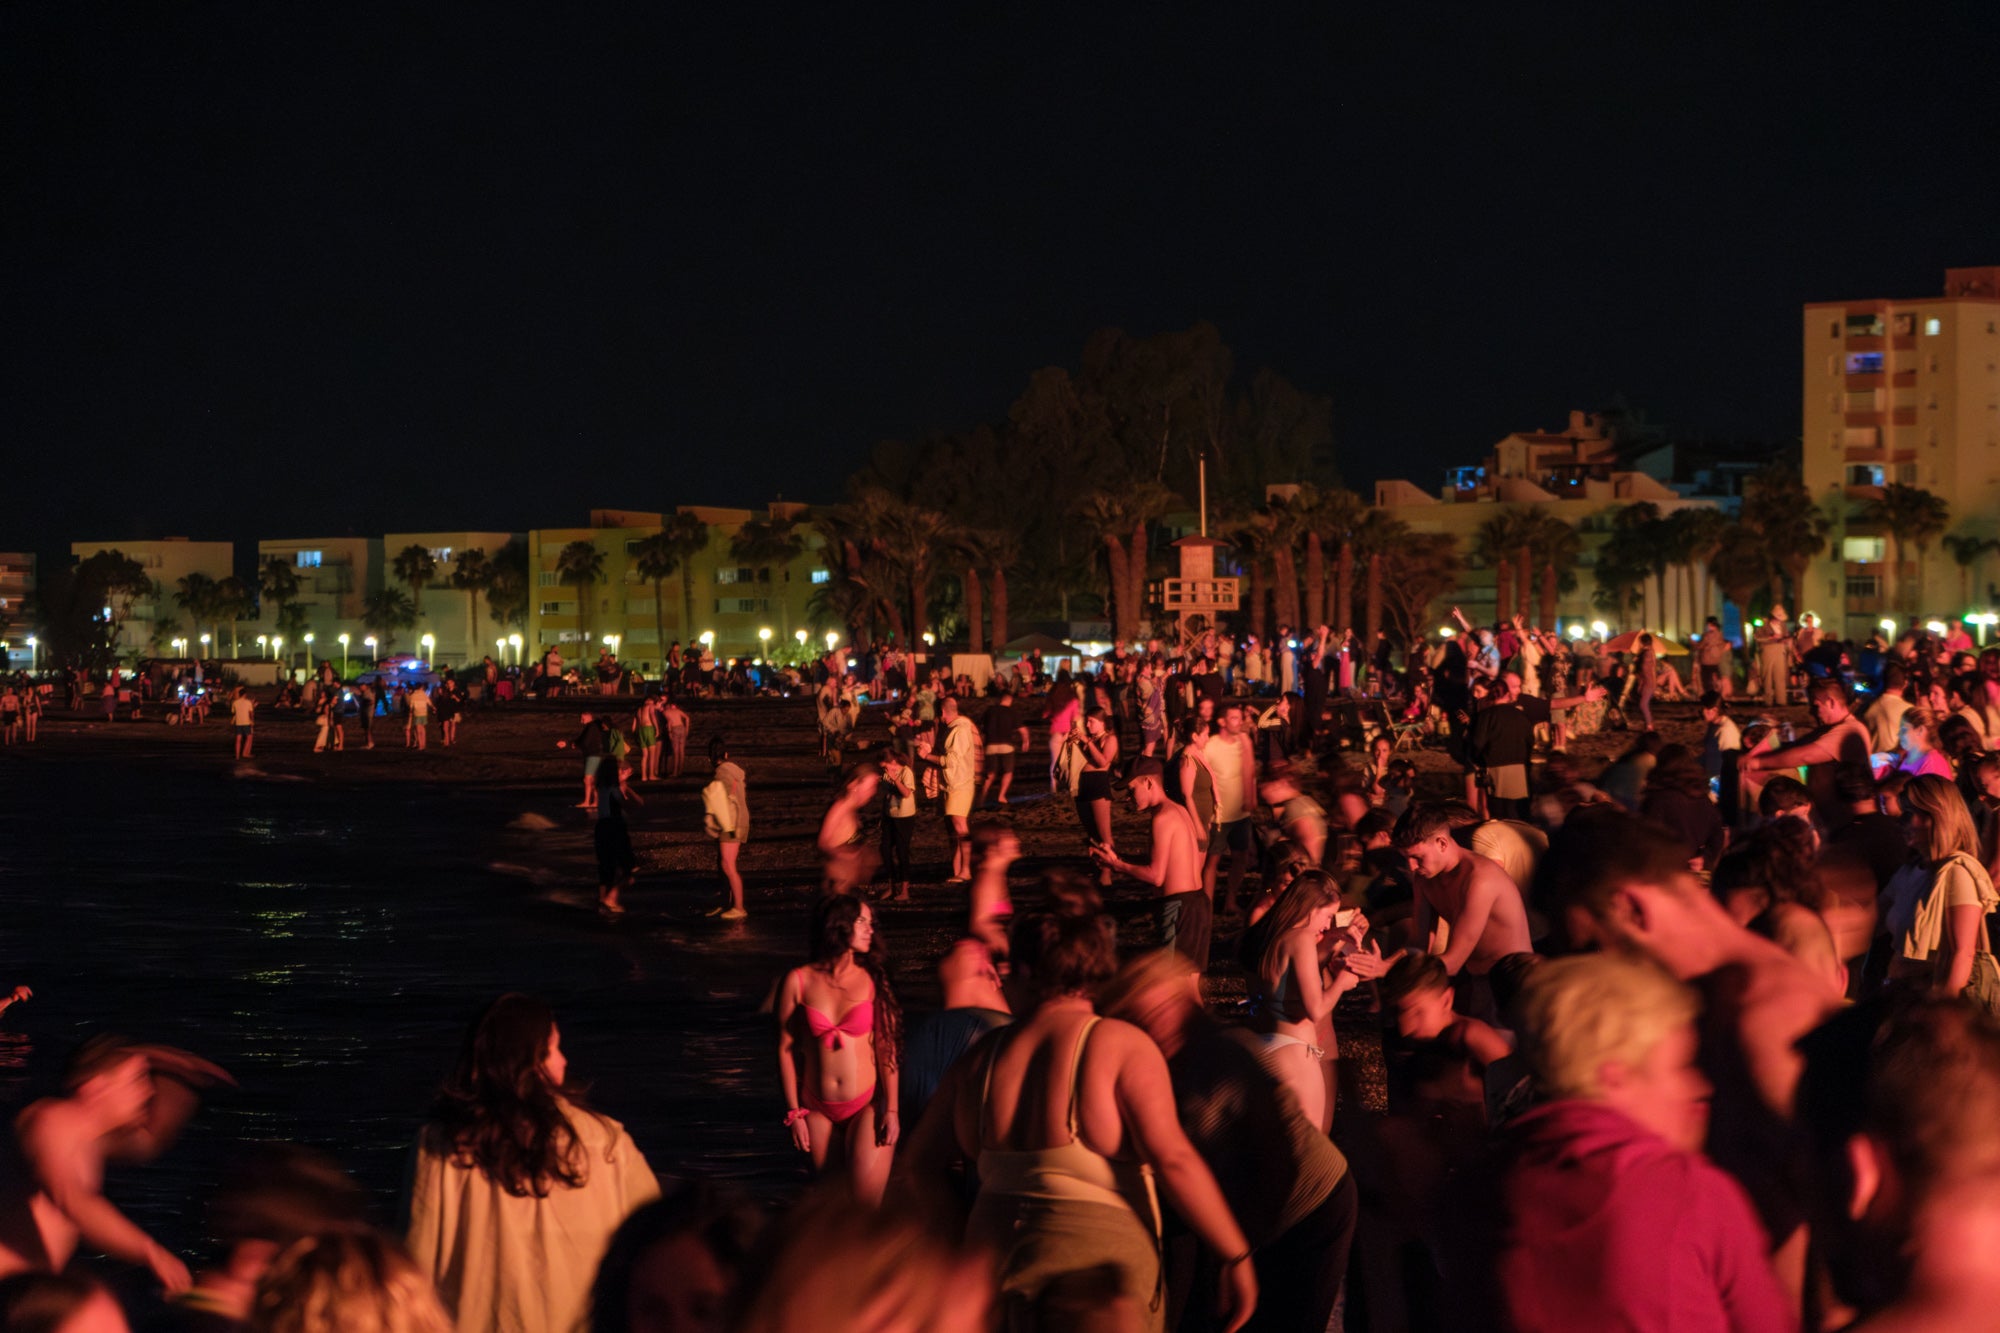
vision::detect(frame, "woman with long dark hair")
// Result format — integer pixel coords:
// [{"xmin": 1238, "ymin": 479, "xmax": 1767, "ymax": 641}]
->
[
  {"xmin": 775, "ymin": 896, "xmax": 903, "ymax": 1204},
  {"xmin": 407, "ymin": 994, "xmax": 659, "ymax": 1333},
  {"xmin": 1070, "ymin": 707, "xmax": 1120, "ymax": 887},
  {"xmin": 1241, "ymin": 870, "xmax": 1375, "ymax": 1131}
]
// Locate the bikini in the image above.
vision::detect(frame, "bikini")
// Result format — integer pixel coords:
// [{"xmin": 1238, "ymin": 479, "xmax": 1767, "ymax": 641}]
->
[{"xmin": 799, "ymin": 998, "xmax": 877, "ymax": 1123}]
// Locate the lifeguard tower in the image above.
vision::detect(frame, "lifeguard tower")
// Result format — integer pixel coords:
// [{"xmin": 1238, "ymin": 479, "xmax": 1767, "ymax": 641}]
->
[{"xmin": 1157, "ymin": 459, "xmax": 1238, "ymax": 650}]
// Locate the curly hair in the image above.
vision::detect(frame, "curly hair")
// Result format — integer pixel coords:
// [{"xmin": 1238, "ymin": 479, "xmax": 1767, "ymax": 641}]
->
[
  {"xmin": 428, "ymin": 994, "xmax": 591, "ymax": 1198},
  {"xmin": 1008, "ymin": 873, "xmax": 1119, "ymax": 1002},
  {"xmin": 807, "ymin": 895, "xmax": 904, "ymax": 1073}
]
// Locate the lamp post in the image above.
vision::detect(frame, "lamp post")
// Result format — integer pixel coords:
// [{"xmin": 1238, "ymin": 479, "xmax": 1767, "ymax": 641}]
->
[
  {"xmin": 364, "ymin": 635, "xmax": 378, "ymax": 664},
  {"xmin": 303, "ymin": 632, "xmax": 314, "ymax": 670},
  {"xmin": 338, "ymin": 633, "xmax": 350, "ymax": 677},
  {"xmin": 759, "ymin": 627, "xmax": 772, "ymax": 663},
  {"xmin": 26, "ymin": 636, "xmax": 37, "ymax": 672},
  {"xmin": 825, "ymin": 630, "xmax": 839, "ymax": 652},
  {"xmin": 257, "ymin": 634, "xmax": 268, "ymax": 659},
  {"xmin": 198, "ymin": 632, "xmax": 209, "ymax": 659},
  {"xmin": 508, "ymin": 632, "xmax": 522, "ymax": 665},
  {"xmin": 420, "ymin": 633, "xmax": 435, "ymax": 666}
]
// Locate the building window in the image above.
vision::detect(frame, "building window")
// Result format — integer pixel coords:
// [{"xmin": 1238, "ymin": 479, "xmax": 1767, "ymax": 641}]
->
[
  {"xmin": 538, "ymin": 571, "xmax": 559, "ymax": 587},
  {"xmin": 1895, "ymin": 463, "xmax": 1918, "ymax": 484},
  {"xmin": 539, "ymin": 601, "xmax": 571, "ymax": 616},
  {"xmin": 712, "ymin": 597, "xmax": 768, "ymax": 614},
  {"xmin": 811, "ymin": 569, "xmax": 831, "ymax": 584},
  {"xmin": 1845, "ymin": 575, "xmax": 1881, "ymax": 600},
  {"xmin": 428, "ymin": 547, "xmax": 453, "ymax": 564},
  {"xmin": 1842, "ymin": 537, "xmax": 1885, "ymax": 563},
  {"xmin": 1926, "ymin": 317, "xmax": 1943, "ymax": 336},
  {"xmin": 1845, "ymin": 352, "xmax": 1884, "ymax": 374},
  {"xmin": 1893, "ymin": 313, "xmax": 1915, "ymax": 336},
  {"xmin": 1846, "ymin": 314, "xmax": 1885, "ymax": 337},
  {"xmin": 714, "ymin": 567, "xmax": 755, "ymax": 585},
  {"xmin": 1829, "ymin": 319, "xmax": 1840, "ymax": 338},
  {"xmin": 1846, "ymin": 464, "xmax": 1886, "ymax": 487},
  {"xmin": 625, "ymin": 539, "xmax": 644, "ymax": 555},
  {"xmin": 294, "ymin": 550, "xmax": 323, "ymax": 568}
]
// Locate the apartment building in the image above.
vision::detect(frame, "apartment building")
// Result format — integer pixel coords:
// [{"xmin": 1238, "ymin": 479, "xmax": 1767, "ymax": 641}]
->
[
  {"xmin": 1374, "ymin": 410, "xmax": 1725, "ymax": 636},
  {"xmin": 380, "ymin": 530, "xmax": 523, "ymax": 665},
  {"xmin": 0, "ymin": 552, "xmax": 33, "ymax": 666},
  {"xmin": 1803, "ymin": 266, "xmax": 2000, "ymax": 637},
  {"xmin": 69, "ymin": 537, "xmax": 233, "ymax": 657},
  {"xmin": 254, "ymin": 535, "xmax": 384, "ymax": 654},
  {"xmin": 527, "ymin": 504, "xmax": 827, "ymax": 667}
]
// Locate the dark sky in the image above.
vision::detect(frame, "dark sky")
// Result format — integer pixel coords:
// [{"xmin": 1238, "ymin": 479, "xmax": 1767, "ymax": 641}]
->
[{"xmin": 6, "ymin": 5, "xmax": 1996, "ymax": 573}]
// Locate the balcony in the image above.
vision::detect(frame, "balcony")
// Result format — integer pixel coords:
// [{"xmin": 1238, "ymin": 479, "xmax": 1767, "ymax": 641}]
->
[
  {"xmin": 1893, "ymin": 370, "xmax": 1918, "ymax": 387},
  {"xmin": 1845, "ymin": 410, "xmax": 1884, "ymax": 427},
  {"xmin": 1893, "ymin": 335, "xmax": 1916, "ymax": 351},
  {"xmin": 1892, "ymin": 406, "xmax": 1919, "ymax": 427},
  {"xmin": 1846, "ymin": 372, "xmax": 1884, "ymax": 390},
  {"xmin": 1846, "ymin": 334, "xmax": 1884, "ymax": 351}
]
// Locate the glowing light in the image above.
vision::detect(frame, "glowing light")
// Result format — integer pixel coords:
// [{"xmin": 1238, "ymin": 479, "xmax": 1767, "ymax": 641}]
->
[
  {"xmin": 420, "ymin": 633, "xmax": 435, "ymax": 662},
  {"xmin": 1879, "ymin": 618, "xmax": 1897, "ymax": 634},
  {"xmin": 1926, "ymin": 620, "xmax": 1947, "ymax": 636},
  {"xmin": 1438, "ymin": 627, "xmax": 1455, "ymax": 639},
  {"xmin": 1567, "ymin": 624, "xmax": 1586, "ymax": 640},
  {"xmin": 1590, "ymin": 620, "xmax": 1608, "ymax": 638},
  {"xmin": 199, "ymin": 633, "xmax": 210, "ymax": 646},
  {"xmin": 795, "ymin": 629, "xmax": 808, "ymax": 644},
  {"xmin": 825, "ymin": 630, "xmax": 839, "ymax": 651},
  {"xmin": 759, "ymin": 627, "xmax": 773, "ymax": 644}
]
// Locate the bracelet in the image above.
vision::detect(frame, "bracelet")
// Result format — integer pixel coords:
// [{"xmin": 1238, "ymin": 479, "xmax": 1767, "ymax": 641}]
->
[{"xmin": 783, "ymin": 1108, "xmax": 807, "ymax": 1127}]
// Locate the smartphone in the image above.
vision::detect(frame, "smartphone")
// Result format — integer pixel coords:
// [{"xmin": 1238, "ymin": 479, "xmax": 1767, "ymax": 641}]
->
[{"xmin": 1334, "ymin": 907, "xmax": 1360, "ymax": 929}]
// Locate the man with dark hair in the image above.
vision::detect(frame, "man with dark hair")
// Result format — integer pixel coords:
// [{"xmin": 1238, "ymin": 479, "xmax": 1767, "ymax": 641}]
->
[
  {"xmin": 977, "ymin": 689, "xmax": 1030, "ymax": 807},
  {"xmin": 1391, "ymin": 803, "xmax": 1534, "ymax": 1023},
  {"xmin": 1861, "ymin": 661, "xmax": 1911, "ymax": 754},
  {"xmin": 1739, "ymin": 677, "xmax": 1871, "ymax": 824},
  {"xmin": 1467, "ymin": 670, "xmax": 1603, "ymax": 821},
  {"xmin": 1696, "ymin": 615, "xmax": 1732, "ymax": 696},
  {"xmin": 1097, "ymin": 758, "xmax": 1210, "ymax": 972},
  {"xmin": 1535, "ymin": 808, "xmax": 1840, "ymax": 1311},
  {"xmin": 1796, "ymin": 998, "xmax": 2000, "ymax": 1331}
]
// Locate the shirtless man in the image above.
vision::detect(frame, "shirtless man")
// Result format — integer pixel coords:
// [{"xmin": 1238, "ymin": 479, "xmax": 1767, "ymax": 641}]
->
[
  {"xmin": 657, "ymin": 697, "xmax": 691, "ymax": 778},
  {"xmin": 818, "ymin": 764, "xmax": 881, "ymax": 895},
  {"xmin": 1738, "ymin": 676, "xmax": 1873, "ymax": 824},
  {"xmin": 1203, "ymin": 703, "xmax": 1259, "ymax": 912},
  {"xmin": 0, "ymin": 1038, "xmax": 231, "ymax": 1293},
  {"xmin": 1388, "ymin": 802, "xmax": 1535, "ymax": 1024},
  {"xmin": 1094, "ymin": 757, "xmax": 1211, "ymax": 973},
  {"xmin": 968, "ymin": 822, "xmax": 1020, "ymax": 960},
  {"xmin": 1539, "ymin": 806, "xmax": 1841, "ymax": 1315}
]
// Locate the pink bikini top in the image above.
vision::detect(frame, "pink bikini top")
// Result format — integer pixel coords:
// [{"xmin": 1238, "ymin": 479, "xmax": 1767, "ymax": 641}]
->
[{"xmin": 803, "ymin": 1002, "xmax": 875, "ymax": 1050}]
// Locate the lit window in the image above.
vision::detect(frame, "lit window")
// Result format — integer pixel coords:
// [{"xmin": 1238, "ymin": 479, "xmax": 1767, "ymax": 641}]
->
[
  {"xmin": 538, "ymin": 571, "xmax": 558, "ymax": 587},
  {"xmin": 1926, "ymin": 317, "xmax": 1942, "ymax": 336},
  {"xmin": 1846, "ymin": 314, "xmax": 1885, "ymax": 337},
  {"xmin": 1845, "ymin": 352, "xmax": 1884, "ymax": 374},
  {"xmin": 429, "ymin": 547, "xmax": 452, "ymax": 564},
  {"xmin": 1846, "ymin": 464, "xmax": 1886, "ymax": 487},
  {"xmin": 811, "ymin": 569, "xmax": 831, "ymax": 584},
  {"xmin": 294, "ymin": 550, "xmax": 323, "ymax": 568},
  {"xmin": 538, "ymin": 601, "xmax": 571, "ymax": 616}
]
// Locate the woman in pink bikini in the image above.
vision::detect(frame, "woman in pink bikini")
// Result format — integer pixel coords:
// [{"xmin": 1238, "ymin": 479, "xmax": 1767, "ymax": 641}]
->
[{"xmin": 776, "ymin": 895, "xmax": 904, "ymax": 1203}]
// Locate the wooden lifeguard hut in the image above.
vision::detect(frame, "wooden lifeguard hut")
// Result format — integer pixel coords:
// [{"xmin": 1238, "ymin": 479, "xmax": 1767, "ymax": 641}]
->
[{"xmin": 1158, "ymin": 457, "xmax": 1238, "ymax": 650}]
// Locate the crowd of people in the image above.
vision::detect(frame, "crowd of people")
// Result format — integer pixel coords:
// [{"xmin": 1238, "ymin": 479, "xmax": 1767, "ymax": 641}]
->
[{"xmin": 11, "ymin": 610, "xmax": 2000, "ymax": 1333}]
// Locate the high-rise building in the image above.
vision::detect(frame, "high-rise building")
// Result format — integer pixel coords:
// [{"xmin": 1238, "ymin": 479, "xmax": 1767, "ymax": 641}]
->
[
  {"xmin": 0, "ymin": 552, "xmax": 34, "ymax": 666},
  {"xmin": 254, "ymin": 536, "xmax": 384, "ymax": 658},
  {"xmin": 1803, "ymin": 266, "xmax": 2000, "ymax": 636},
  {"xmin": 379, "ymin": 531, "xmax": 524, "ymax": 665}
]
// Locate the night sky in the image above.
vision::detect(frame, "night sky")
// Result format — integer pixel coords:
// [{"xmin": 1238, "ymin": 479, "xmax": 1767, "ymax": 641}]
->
[{"xmin": 6, "ymin": 6, "xmax": 1995, "ymax": 573}]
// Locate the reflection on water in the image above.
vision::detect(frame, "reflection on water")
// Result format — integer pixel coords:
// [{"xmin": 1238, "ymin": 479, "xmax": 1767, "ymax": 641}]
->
[{"xmin": 0, "ymin": 757, "xmax": 808, "ymax": 1252}]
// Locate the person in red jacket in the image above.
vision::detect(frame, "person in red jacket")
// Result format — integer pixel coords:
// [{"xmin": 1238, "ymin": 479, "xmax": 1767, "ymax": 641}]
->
[{"xmin": 1441, "ymin": 952, "xmax": 1796, "ymax": 1333}]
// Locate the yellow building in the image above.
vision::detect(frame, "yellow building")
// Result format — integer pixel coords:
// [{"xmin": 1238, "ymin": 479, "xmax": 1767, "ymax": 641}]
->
[
  {"xmin": 381, "ymin": 531, "xmax": 523, "ymax": 666},
  {"xmin": 1803, "ymin": 266, "xmax": 2000, "ymax": 637},
  {"xmin": 1, "ymin": 552, "xmax": 35, "ymax": 667},
  {"xmin": 1375, "ymin": 411, "xmax": 1723, "ymax": 636},
  {"xmin": 528, "ymin": 504, "xmax": 827, "ymax": 669},
  {"xmin": 70, "ymin": 537, "xmax": 234, "ymax": 658}
]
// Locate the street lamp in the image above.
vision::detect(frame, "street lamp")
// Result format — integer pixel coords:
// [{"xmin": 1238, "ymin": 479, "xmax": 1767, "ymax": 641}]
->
[
  {"xmin": 257, "ymin": 634, "xmax": 268, "ymax": 659},
  {"xmin": 1567, "ymin": 624, "xmax": 1586, "ymax": 640},
  {"xmin": 508, "ymin": 632, "xmax": 522, "ymax": 664},
  {"xmin": 303, "ymin": 632, "xmax": 314, "ymax": 668},
  {"xmin": 364, "ymin": 635, "xmax": 378, "ymax": 663},
  {"xmin": 1438, "ymin": 626, "xmax": 1455, "ymax": 639},
  {"xmin": 1879, "ymin": 618, "xmax": 1897, "ymax": 635},
  {"xmin": 338, "ymin": 633, "xmax": 350, "ymax": 676},
  {"xmin": 759, "ymin": 627, "xmax": 772, "ymax": 651},
  {"xmin": 921, "ymin": 631, "xmax": 935, "ymax": 647},
  {"xmin": 198, "ymin": 633, "xmax": 209, "ymax": 658},
  {"xmin": 825, "ymin": 630, "xmax": 839, "ymax": 651},
  {"xmin": 1925, "ymin": 620, "xmax": 1947, "ymax": 637},
  {"xmin": 26, "ymin": 636, "xmax": 36, "ymax": 672},
  {"xmin": 420, "ymin": 633, "xmax": 435, "ymax": 664},
  {"xmin": 1590, "ymin": 620, "xmax": 1609, "ymax": 639}
]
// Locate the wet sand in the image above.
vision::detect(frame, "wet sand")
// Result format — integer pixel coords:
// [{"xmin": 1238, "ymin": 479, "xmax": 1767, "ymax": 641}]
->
[{"xmin": 0, "ymin": 684, "xmax": 1737, "ymax": 1252}]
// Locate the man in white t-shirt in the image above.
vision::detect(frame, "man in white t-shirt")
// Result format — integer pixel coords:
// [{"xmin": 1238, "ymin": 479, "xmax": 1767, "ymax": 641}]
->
[
  {"xmin": 1202, "ymin": 702, "xmax": 1258, "ymax": 912},
  {"xmin": 1862, "ymin": 662, "xmax": 1912, "ymax": 755},
  {"xmin": 229, "ymin": 687, "xmax": 256, "ymax": 759},
  {"xmin": 935, "ymin": 696, "xmax": 981, "ymax": 883}
]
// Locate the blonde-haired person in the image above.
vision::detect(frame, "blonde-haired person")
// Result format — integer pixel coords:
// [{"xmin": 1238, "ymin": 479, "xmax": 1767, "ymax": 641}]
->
[
  {"xmin": 1441, "ymin": 954, "xmax": 1794, "ymax": 1332},
  {"xmin": 1884, "ymin": 774, "xmax": 2000, "ymax": 1002},
  {"xmin": 251, "ymin": 1229, "xmax": 452, "ymax": 1333}
]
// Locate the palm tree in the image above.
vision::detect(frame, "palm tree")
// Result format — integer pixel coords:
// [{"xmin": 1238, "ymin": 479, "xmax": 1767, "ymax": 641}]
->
[
  {"xmin": 1224, "ymin": 508, "xmax": 1276, "ymax": 642},
  {"xmin": 1943, "ymin": 532, "xmax": 1999, "ymax": 611},
  {"xmin": 485, "ymin": 540, "xmax": 529, "ymax": 634},
  {"xmin": 1860, "ymin": 484, "xmax": 1951, "ymax": 618},
  {"xmin": 950, "ymin": 529, "xmax": 996, "ymax": 653},
  {"xmin": 1656, "ymin": 511, "xmax": 1701, "ymax": 637},
  {"xmin": 1710, "ymin": 521, "xmax": 1775, "ymax": 624},
  {"xmin": 1353, "ymin": 509, "xmax": 1409, "ymax": 646},
  {"xmin": 1740, "ymin": 464, "xmax": 1830, "ymax": 610},
  {"xmin": 274, "ymin": 602, "xmax": 311, "ymax": 668},
  {"xmin": 1520, "ymin": 512, "xmax": 1582, "ymax": 629},
  {"xmin": 660, "ymin": 513, "xmax": 711, "ymax": 644},
  {"xmin": 1076, "ymin": 493, "xmax": 1134, "ymax": 640},
  {"xmin": 1594, "ymin": 503, "xmax": 1664, "ymax": 624},
  {"xmin": 174, "ymin": 572, "xmax": 222, "ymax": 647},
  {"xmin": 870, "ymin": 497, "xmax": 956, "ymax": 647},
  {"xmin": 392, "ymin": 545, "xmax": 439, "ymax": 620},
  {"xmin": 1376, "ymin": 533, "xmax": 1462, "ymax": 647},
  {"xmin": 259, "ymin": 557, "xmax": 300, "ymax": 628},
  {"xmin": 361, "ymin": 588, "xmax": 416, "ymax": 652},
  {"xmin": 214, "ymin": 575, "xmax": 253, "ymax": 656},
  {"xmin": 631, "ymin": 533, "xmax": 684, "ymax": 660},
  {"xmin": 449, "ymin": 548, "xmax": 492, "ymax": 664},
  {"xmin": 1676, "ymin": 507, "xmax": 1729, "ymax": 627},
  {"xmin": 555, "ymin": 541, "xmax": 605, "ymax": 647},
  {"xmin": 984, "ymin": 530, "xmax": 1021, "ymax": 651},
  {"xmin": 730, "ymin": 513, "xmax": 807, "ymax": 638},
  {"xmin": 1474, "ymin": 509, "xmax": 1540, "ymax": 626}
]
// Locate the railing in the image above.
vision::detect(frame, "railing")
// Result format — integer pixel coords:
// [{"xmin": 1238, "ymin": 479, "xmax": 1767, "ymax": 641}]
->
[{"xmin": 1158, "ymin": 577, "xmax": 1240, "ymax": 611}]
